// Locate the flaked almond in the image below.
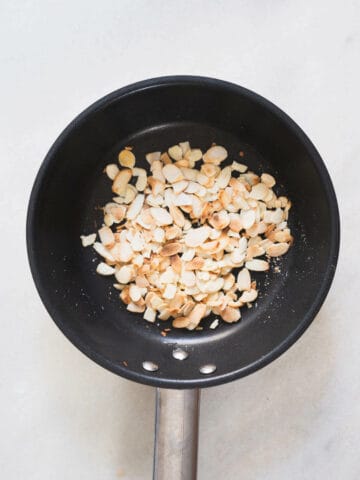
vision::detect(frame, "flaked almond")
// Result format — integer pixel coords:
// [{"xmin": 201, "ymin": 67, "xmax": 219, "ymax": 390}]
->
[
  {"xmin": 245, "ymin": 259, "xmax": 269, "ymax": 271},
  {"xmin": 105, "ymin": 164, "xmax": 119, "ymax": 180},
  {"xmin": 127, "ymin": 302, "xmax": 145, "ymax": 313},
  {"xmin": 181, "ymin": 270, "xmax": 196, "ymax": 287},
  {"xmin": 146, "ymin": 151, "xmax": 161, "ymax": 164},
  {"xmin": 148, "ymin": 177, "xmax": 165, "ymax": 195},
  {"xmin": 179, "ymin": 141, "xmax": 191, "ymax": 155},
  {"xmin": 185, "ymin": 257, "xmax": 205, "ymax": 270},
  {"xmin": 126, "ymin": 194, "xmax": 145, "ymax": 220},
  {"xmin": 150, "ymin": 207, "xmax": 173, "ymax": 226},
  {"xmin": 231, "ymin": 161, "xmax": 248, "ymax": 173},
  {"xmin": 160, "ymin": 242, "xmax": 182, "ymax": 256},
  {"xmin": 203, "ymin": 145, "xmax": 228, "ymax": 165},
  {"xmin": 261, "ymin": 173, "xmax": 276, "ymax": 188},
  {"xmin": 98, "ymin": 226, "xmax": 115, "ymax": 247},
  {"xmin": 246, "ymin": 244, "xmax": 265, "ymax": 260},
  {"xmin": 96, "ymin": 262, "xmax": 115, "ymax": 275},
  {"xmin": 170, "ymin": 254, "xmax": 182, "ymax": 274},
  {"xmin": 115, "ymin": 265, "xmax": 133, "ymax": 284},
  {"xmin": 237, "ymin": 268, "xmax": 251, "ymax": 291},
  {"xmin": 217, "ymin": 166, "xmax": 232, "ymax": 189},
  {"xmin": 173, "ymin": 316, "xmax": 191, "ymax": 328},
  {"xmin": 118, "ymin": 149, "xmax": 135, "ymax": 168},
  {"xmin": 174, "ymin": 192, "xmax": 193, "ymax": 206},
  {"xmin": 172, "ymin": 180, "xmax": 189, "ymax": 194},
  {"xmin": 221, "ymin": 307, "xmax": 241, "ymax": 323},
  {"xmin": 184, "ymin": 226, "xmax": 211, "ymax": 247},
  {"xmin": 93, "ymin": 242, "xmax": 115, "ymax": 262},
  {"xmin": 112, "ymin": 169, "xmax": 132, "ymax": 195},
  {"xmin": 129, "ymin": 284, "xmax": 142, "ymax": 302},
  {"xmin": 143, "ymin": 307, "xmax": 156, "ymax": 322},
  {"xmin": 163, "ymin": 284, "xmax": 177, "ymax": 299},
  {"xmin": 249, "ymin": 183, "xmax": 269, "ymax": 200},
  {"xmin": 240, "ymin": 209, "xmax": 256, "ymax": 229},
  {"xmin": 202, "ymin": 163, "xmax": 219, "ymax": 178},
  {"xmin": 80, "ymin": 233, "xmax": 96, "ymax": 247},
  {"xmin": 186, "ymin": 303, "xmax": 207, "ymax": 330},
  {"xmin": 209, "ymin": 211, "xmax": 230, "ymax": 230},
  {"xmin": 266, "ymin": 242, "xmax": 290, "ymax": 257},
  {"xmin": 239, "ymin": 289, "xmax": 258, "ymax": 303},
  {"xmin": 162, "ymin": 163, "xmax": 184, "ymax": 183},
  {"xmin": 184, "ymin": 148, "xmax": 202, "ymax": 163},
  {"xmin": 168, "ymin": 145, "xmax": 183, "ymax": 161}
]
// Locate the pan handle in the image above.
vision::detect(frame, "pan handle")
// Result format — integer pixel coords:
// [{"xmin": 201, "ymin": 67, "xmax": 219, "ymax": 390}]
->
[{"xmin": 153, "ymin": 388, "xmax": 200, "ymax": 480}]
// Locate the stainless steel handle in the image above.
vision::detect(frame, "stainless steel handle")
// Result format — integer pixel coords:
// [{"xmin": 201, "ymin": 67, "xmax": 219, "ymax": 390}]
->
[{"xmin": 153, "ymin": 388, "xmax": 200, "ymax": 480}]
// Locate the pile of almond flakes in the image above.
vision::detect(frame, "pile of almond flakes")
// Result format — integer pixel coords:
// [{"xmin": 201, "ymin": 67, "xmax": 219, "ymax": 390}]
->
[{"xmin": 81, "ymin": 142, "xmax": 293, "ymax": 330}]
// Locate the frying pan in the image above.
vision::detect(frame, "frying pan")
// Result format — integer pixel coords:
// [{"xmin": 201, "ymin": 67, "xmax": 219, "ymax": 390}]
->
[{"xmin": 27, "ymin": 76, "xmax": 340, "ymax": 479}]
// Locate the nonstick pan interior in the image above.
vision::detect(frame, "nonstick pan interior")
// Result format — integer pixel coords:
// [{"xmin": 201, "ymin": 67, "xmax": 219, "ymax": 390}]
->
[{"xmin": 27, "ymin": 77, "xmax": 339, "ymax": 388}]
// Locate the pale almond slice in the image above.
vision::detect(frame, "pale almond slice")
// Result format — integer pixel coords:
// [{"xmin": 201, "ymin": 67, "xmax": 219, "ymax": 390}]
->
[
  {"xmin": 146, "ymin": 151, "xmax": 161, "ymax": 164},
  {"xmin": 185, "ymin": 257, "xmax": 205, "ymax": 270},
  {"xmin": 129, "ymin": 284, "xmax": 142, "ymax": 302},
  {"xmin": 135, "ymin": 173, "xmax": 147, "ymax": 192},
  {"xmin": 150, "ymin": 207, "xmax": 173, "ymax": 226},
  {"xmin": 126, "ymin": 194, "xmax": 145, "ymax": 220},
  {"xmin": 148, "ymin": 177, "xmax": 166, "ymax": 196},
  {"xmin": 266, "ymin": 242, "xmax": 290, "ymax": 257},
  {"xmin": 168, "ymin": 145, "xmax": 183, "ymax": 161},
  {"xmin": 196, "ymin": 172, "xmax": 209, "ymax": 186},
  {"xmin": 105, "ymin": 164, "xmax": 119, "ymax": 180},
  {"xmin": 174, "ymin": 192, "xmax": 193, "ymax": 206},
  {"xmin": 181, "ymin": 248, "xmax": 196, "ymax": 262},
  {"xmin": 209, "ymin": 211, "xmax": 230, "ymax": 230},
  {"xmin": 184, "ymin": 148, "xmax": 202, "ymax": 163},
  {"xmin": 160, "ymin": 242, "xmax": 182, "ymax": 256},
  {"xmin": 230, "ymin": 249, "xmax": 245, "ymax": 265},
  {"xmin": 163, "ymin": 284, "xmax": 177, "ymax": 299},
  {"xmin": 202, "ymin": 163, "xmax": 219, "ymax": 178},
  {"xmin": 223, "ymin": 274, "xmax": 235, "ymax": 291},
  {"xmin": 93, "ymin": 242, "xmax": 115, "ymax": 262},
  {"xmin": 229, "ymin": 213, "xmax": 242, "ymax": 232},
  {"xmin": 132, "ymin": 232, "xmax": 145, "ymax": 252},
  {"xmin": 203, "ymin": 145, "xmax": 228, "ymax": 165},
  {"xmin": 221, "ymin": 307, "xmax": 241, "ymax": 323},
  {"xmin": 179, "ymin": 141, "xmax": 191, "ymax": 155},
  {"xmin": 240, "ymin": 209, "xmax": 256, "ymax": 229},
  {"xmin": 246, "ymin": 244, "xmax": 265, "ymax": 260},
  {"xmin": 112, "ymin": 169, "xmax": 132, "ymax": 195},
  {"xmin": 184, "ymin": 226, "xmax": 211, "ymax": 247},
  {"xmin": 270, "ymin": 230, "xmax": 293, "ymax": 243},
  {"xmin": 96, "ymin": 262, "xmax": 115, "ymax": 275},
  {"xmin": 197, "ymin": 277, "xmax": 224, "ymax": 294},
  {"xmin": 172, "ymin": 180, "xmax": 189, "ymax": 194},
  {"xmin": 245, "ymin": 259, "xmax": 269, "ymax": 271},
  {"xmin": 115, "ymin": 265, "xmax": 134, "ymax": 284},
  {"xmin": 98, "ymin": 226, "xmax": 115, "ymax": 247},
  {"xmin": 249, "ymin": 183, "xmax": 269, "ymax": 200},
  {"xmin": 104, "ymin": 213, "xmax": 114, "ymax": 226},
  {"xmin": 146, "ymin": 194, "xmax": 164, "ymax": 207},
  {"xmin": 118, "ymin": 149, "xmax": 135, "ymax": 168},
  {"xmin": 181, "ymin": 270, "xmax": 196, "ymax": 287},
  {"xmin": 143, "ymin": 307, "xmax": 156, "ymax": 322},
  {"xmin": 239, "ymin": 289, "xmax": 258, "ymax": 303},
  {"xmin": 231, "ymin": 161, "xmax": 248, "ymax": 173},
  {"xmin": 168, "ymin": 204, "xmax": 185, "ymax": 228},
  {"xmin": 173, "ymin": 316, "xmax": 191, "ymax": 328},
  {"xmin": 80, "ymin": 233, "xmax": 96, "ymax": 247},
  {"xmin": 217, "ymin": 166, "xmax": 232, "ymax": 189},
  {"xmin": 116, "ymin": 241, "xmax": 134, "ymax": 263},
  {"xmin": 153, "ymin": 227, "xmax": 165, "ymax": 243},
  {"xmin": 210, "ymin": 318, "xmax": 220, "ymax": 329},
  {"xmin": 165, "ymin": 225, "xmax": 182, "ymax": 240},
  {"xmin": 191, "ymin": 196, "xmax": 203, "ymax": 218},
  {"xmin": 237, "ymin": 268, "xmax": 251, "ymax": 291},
  {"xmin": 261, "ymin": 173, "xmax": 276, "ymax": 188}
]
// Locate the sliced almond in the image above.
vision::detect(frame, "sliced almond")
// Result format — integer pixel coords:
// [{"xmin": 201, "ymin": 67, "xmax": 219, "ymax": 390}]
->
[
  {"xmin": 80, "ymin": 233, "xmax": 96, "ymax": 247},
  {"xmin": 115, "ymin": 265, "xmax": 134, "ymax": 284},
  {"xmin": 173, "ymin": 316, "xmax": 191, "ymax": 328},
  {"xmin": 143, "ymin": 307, "xmax": 156, "ymax": 322},
  {"xmin": 186, "ymin": 303, "xmax": 207, "ymax": 330},
  {"xmin": 98, "ymin": 226, "xmax": 115, "ymax": 247},
  {"xmin": 240, "ymin": 209, "xmax": 255, "ymax": 229},
  {"xmin": 237, "ymin": 268, "xmax": 251, "ymax": 291},
  {"xmin": 146, "ymin": 151, "xmax": 161, "ymax": 164},
  {"xmin": 126, "ymin": 194, "xmax": 145, "ymax": 220},
  {"xmin": 170, "ymin": 254, "xmax": 182, "ymax": 274},
  {"xmin": 203, "ymin": 145, "xmax": 228, "ymax": 165},
  {"xmin": 239, "ymin": 289, "xmax": 258, "ymax": 303},
  {"xmin": 93, "ymin": 242, "xmax": 115, "ymax": 262},
  {"xmin": 184, "ymin": 226, "xmax": 211, "ymax": 247},
  {"xmin": 105, "ymin": 164, "xmax": 119, "ymax": 180},
  {"xmin": 96, "ymin": 262, "xmax": 115, "ymax": 275},
  {"xmin": 245, "ymin": 259, "xmax": 269, "ymax": 271},
  {"xmin": 231, "ymin": 161, "xmax": 248, "ymax": 173},
  {"xmin": 179, "ymin": 141, "xmax": 191, "ymax": 155},
  {"xmin": 168, "ymin": 145, "xmax": 183, "ymax": 161},
  {"xmin": 118, "ymin": 149, "xmax": 135, "ymax": 168},
  {"xmin": 266, "ymin": 242, "xmax": 290, "ymax": 257},
  {"xmin": 261, "ymin": 173, "xmax": 276, "ymax": 188},
  {"xmin": 160, "ymin": 242, "xmax": 182, "ymax": 256},
  {"xmin": 217, "ymin": 166, "xmax": 232, "ymax": 189},
  {"xmin": 185, "ymin": 257, "xmax": 205, "ymax": 270},
  {"xmin": 163, "ymin": 284, "xmax": 177, "ymax": 299},
  {"xmin": 150, "ymin": 207, "xmax": 173, "ymax": 226},
  {"xmin": 209, "ymin": 211, "xmax": 230, "ymax": 230},
  {"xmin": 172, "ymin": 180, "xmax": 189, "ymax": 194},
  {"xmin": 246, "ymin": 244, "xmax": 265, "ymax": 260},
  {"xmin": 127, "ymin": 302, "xmax": 145, "ymax": 313},
  {"xmin": 112, "ymin": 169, "xmax": 132, "ymax": 195},
  {"xmin": 221, "ymin": 307, "xmax": 241, "ymax": 323},
  {"xmin": 129, "ymin": 284, "xmax": 142, "ymax": 302},
  {"xmin": 184, "ymin": 148, "xmax": 202, "ymax": 163}
]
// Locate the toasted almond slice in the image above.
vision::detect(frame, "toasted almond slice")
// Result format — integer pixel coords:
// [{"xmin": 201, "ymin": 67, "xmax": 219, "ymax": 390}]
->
[
  {"xmin": 181, "ymin": 248, "xmax": 196, "ymax": 261},
  {"xmin": 175, "ymin": 159, "xmax": 190, "ymax": 168},
  {"xmin": 266, "ymin": 242, "xmax": 290, "ymax": 257},
  {"xmin": 148, "ymin": 177, "xmax": 165, "ymax": 196},
  {"xmin": 223, "ymin": 274, "xmax": 235, "ymax": 291},
  {"xmin": 169, "ymin": 204, "xmax": 186, "ymax": 228},
  {"xmin": 221, "ymin": 307, "xmax": 241, "ymax": 323},
  {"xmin": 172, "ymin": 180, "xmax": 189, "ymax": 194},
  {"xmin": 245, "ymin": 259, "xmax": 269, "ymax": 271},
  {"xmin": 105, "ymin": 164, "xmax": 119, "ymax": 180},
  {"xmin": 261, "ymin": 173, "xmax": 276, "ymax": 188},
  {"xmin": 174, "ymin": 192, "xmax": 193, "ymax": 206},
  {"xmin": 115, "ymin": 265, "xmax": 133, "ymax": 284},
  {"xmin": 184, "ymin": 226, "xmax": 211, "ymax": 247},
  {"xmin": 96, "ymin": 262, "xmax": 115, "ymax": 275},
  {"xmin": 202, "ymin": 163, "xmax": 219, "ymax": 178},
  {"xmin": 126, "ymin": 194, "xmax": 145, "ymax": 220},
  {"xmin": 230, "ymin": 249, "xmax": 245, "ymax": 265},
  {"xmin": 150, "ymin": 207, "xmax": 173, "ymax": 226},
  {"xmin": 240, "ymin": 209, "xmax": 256, "ymax": 229},
  {"xmin": 146, "ymin": 151, "xmax": 161, "ymax": 164},
  {"xmin": 246, "ymin": 244, "xmax": 265, "ymax": 260},
  {"xmin": 129, "ymin": 284, "xmax": 142, "ymax": 302},
  {"xmin": 237, "ymin": 268, "xmax": 251, "ymax": 291},
  {"xmin": 217, "ymin": 166, "xmax": 232, "ymax": 189},
  {"xmin": 184, "ymin": 148, "xmax": 202, "ymax": 163},
  {"xmin": 160, "ymin": 242, "xmax": 182, "ymax": 257},
  {"xmin": 203, "ymin": 145, "xmax": 228, "ymax": 165},
  {"xmin": 118, "ymin": 149, "xmax": 135, "ymax": 168},
  {"xmin": 185, "ymin": 257, "xmax": 205, "ymax": 270},
  {"xmin": 231, "ymin": 161, "xmax": 248, "ymax": 173},
  {"xmin": 143, "ymin": 307, "xmax": 156, "ymax": 322},
  {"xmin": 179, "ymin": 141, "xmax": 191, "ymax": 155},
  {"xmin": 249, "ymin": 183, "xmax": 269, "ymax": 200},
  {"xmin": 170, "ymin": 254, "xmax": 182, "ymax": 274},
  {"xmin": 186, "ymin": 303, "xmax": 207, "ymax": 330},
  {"xmin": 127, "ymin": 302, "xmax": 145, "ymax": 313},
  {"xmin": 196, "ymin": 172, "xmax": 209, "ymax": 186},
  {"xmin": 180, "ymin": 167, "xmax": 197, "ymax": 181},
  {"xmin": 165, "ymin": 225, "xmax": 181, "ymax": 240},
  {"xmin": 239, "ymin": 289, "xmax": 258, "ymax": 303},
  {"xmin": 80, "ymin": 233, "xmax": 96, "ymax": 247},
  {"xmin": 93, "ymin": 242, "xmax": 115, "ymax": 262},
  {"xmin": 181, "ymin": 270, "xmax": 196, "ymax": 287},
  {"xmin": 209, "ymin": 211, "xmax": 230, "ymax": 230},
  {"xmin": 98, "ymin": 226, "xmax": 115, "ymax": 247},
  {"xmin": 162, "ymin": 164, "xmax": 184, "ymax": 183},
  {"xmin": 116, "ymin": 241, "xmax": 133, "ymax": 262},
  {"xmin": 173, "ymin": 316, "xmax": 191, "ymax": 328},
  {"xmin": 200, "ymin": 240, "xmax": 219, "ymax": 253},
  {"xmin": 104, "ymin": 213, "xmax": 114, "ymax": 226},
  {"xmin": 135, "ymin": 174, "xmax": 147, "ymax": 192},
  {"xmin": 168, "ymin": 145, "xmax": 183, "ymax": 161},
  {"xmin": 112, "ymin": 169, "xmax": 132, "ymax": 195},
  {"xmin": 163, "ymin": 284, "xmax": 177, "ymax": 299}
]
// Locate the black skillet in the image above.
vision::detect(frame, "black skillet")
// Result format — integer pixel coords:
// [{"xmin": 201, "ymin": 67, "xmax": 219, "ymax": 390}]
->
[{"xmin": 27, "ymin": 76, "xmax": 340, "ymax": 479}]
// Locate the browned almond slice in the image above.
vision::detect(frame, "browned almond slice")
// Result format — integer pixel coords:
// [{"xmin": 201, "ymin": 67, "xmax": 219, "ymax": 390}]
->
[
  {"xmin": 217, "ymin": 166, "xmax": 232, "ymax": 189},
  {"xmin": 173, "ymin": 316, "xmax": 191, "ymax": 328},
  {"xmin": 186, "ymin": 303, "xmax": 207, "ymax": 330},
  {"xmin": 209, "ymin": 211, "xmax": 230, "ymax": 230},
  {"xmin": 170, "ymin": 254, "xmax": 182, "ymax": 274},
  {"xmin": 221, "ymin": 307, "xmax": 241, "ymax": 323},
  {"xmin": 98, "ymin": 226, "xmax": 115, "ymax": 247},
  {"xmin": 185, "ymin": 257, "xmax": 205, "ymax": 270},
  {"xmin": 160, "ymin": 242, "xmax": 182, "ymax": 256},
  {"xmin": 146, "ymin": 151, "xmax": 161, "ymax": 164},
  {"xmin": 266, "ymin": 242, "xmax": 290, "ymax": 257},
  {"xmin": 118, "ymin": 149, "xmax": 135, "ymax": 168},
  {"xmin": 168, "ymin": 145, "xmax": 183, "ymax": 161},
  {"xmin": 246, "ymin": 244, "xmax": 265, "ymax": 260},
  {"xmin": 203, "ymin": 145, "xmax": 228, "ymax": 165},
  {"xmin": 112, "ymin": 169, "xmax": 132, "ymax": 195},
  {"xmin": 184, "ymin": 148, "xmax": 202, "ymax": 163}
]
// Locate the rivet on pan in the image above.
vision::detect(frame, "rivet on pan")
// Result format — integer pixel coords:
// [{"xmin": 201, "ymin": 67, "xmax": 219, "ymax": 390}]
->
[
  {"xmin": 199, "ymin": 364, "xmax": 217, "ymax": 375},
  {"xmin": 142, "ymin": 361, "xmax": 159, "ymax": 372},
  {"xmin": 172, "ymin": 348, "xmax": 189, "ymax": 361}
]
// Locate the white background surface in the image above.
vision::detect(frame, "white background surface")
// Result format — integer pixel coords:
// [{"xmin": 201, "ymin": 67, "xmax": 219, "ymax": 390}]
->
[{"xmin": 1, "ymin": 1, "xmax": 359, "ymax": 479}]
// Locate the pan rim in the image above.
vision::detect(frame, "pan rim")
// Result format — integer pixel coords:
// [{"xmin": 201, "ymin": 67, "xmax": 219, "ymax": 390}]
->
[{"xmin": 26, "ymin": 75, "xmax": 340, "ymax": 389}]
